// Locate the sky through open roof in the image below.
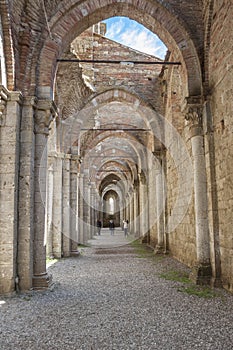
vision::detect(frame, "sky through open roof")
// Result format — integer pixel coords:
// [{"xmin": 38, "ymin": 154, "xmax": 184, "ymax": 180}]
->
[{"xmin": 103, "ymin": 17, "xmax": 167, "ymax": 59}]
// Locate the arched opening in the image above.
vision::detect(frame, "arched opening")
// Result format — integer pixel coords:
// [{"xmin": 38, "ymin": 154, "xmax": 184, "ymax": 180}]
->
[
  {"xmin": 43, "ymin": 6, "xmax": 199, "ymax": 284},
  {"xmin": 102, "ymin": 190, "xmax": 120, "ymax": 227},
  {"xmin": 35, "ymin": 1, "xmax": 202, "ymax": 99}
]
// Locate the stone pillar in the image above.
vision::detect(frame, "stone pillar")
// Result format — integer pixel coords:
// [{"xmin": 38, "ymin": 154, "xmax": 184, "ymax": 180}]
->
[
  {"xmin": 133, "ymin": 181, "xmax": 140, "ymax": 237},
  {"xmin": 154, "ymin": 152, "xmax": 165, "ymax": 254},
  {"xmin": 32, "ymin": 100, "xmax": 56, "ymax": 289},
  {"xmin": 77, "ymin": 173, "xmax": 84, "ymax": 244},
  {"xmin": 62, "ymin": 155, "xmax": 71, "ymax": 257},
  {"xmin": 46, "ymin": 163, "xmax": 54, "ymax": 258},
  {"xmin": 18, "ymin": 96, "xmax": 35, "ymax": 291},
  {"xmin": 203, "ymin": 100, "xmax": 222, "ymax": 287},
  {"xmin": 185, "ymin": 97, "xmax": 211, "ymax": 284},
  {"xmin": 126, "ymin": 195, "xmax": 130, "ymax": 225},
  {"xmin": 86, "ymin": 182, "xmax": 92, "ymax": 239},
  {"xmin": 89, "ymin": 183, "xmax": 95, "ymax": 237},
  {"xmin": 129, "ymin": 190, "xmax": 134, "ymax": 234},
  {"xmin": 0, "ymin": 88, "xmax": 21, "ymax": 293},
  {"xmin": 70, "ymin": 155, "xmax": 78, "ymax": 252},
  {"xmin": 52, "ymin": 153, "xmax": 63, "ymax": 258},
  {"xmin": 119, "ymin": 198, "xmax": 124, "ymax": 227},
  {"xmin": 139, "ymin": 171, "xmax": 149, "ymax": 240}
]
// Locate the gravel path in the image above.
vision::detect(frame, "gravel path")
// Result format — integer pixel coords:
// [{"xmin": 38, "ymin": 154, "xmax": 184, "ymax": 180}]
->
[{"xmin": 0, "ymin": 235, "xmax": 233, "ymax": 350}]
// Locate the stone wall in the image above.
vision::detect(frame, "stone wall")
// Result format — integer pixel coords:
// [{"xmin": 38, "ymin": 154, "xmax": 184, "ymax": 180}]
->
[
  {"xmin": 55, "ymin": 51, "xmax": 93, "ymax": 120},
  {"xmin": 207, "ymin": 0, "xmax": 233, "ymax": 292},
  {"xmin": 71, "ymin": 28, "xmax": 163, "ymax": 112}
]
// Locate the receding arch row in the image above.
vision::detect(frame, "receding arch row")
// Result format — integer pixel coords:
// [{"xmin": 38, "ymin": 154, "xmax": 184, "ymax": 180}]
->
[
  {"xmin": 68, "ymin": 88, "xmax": 165, "ymax": 161},
  {"xmin": 81, "ymin": 137, "xmax": 144, "ymax": 189}
]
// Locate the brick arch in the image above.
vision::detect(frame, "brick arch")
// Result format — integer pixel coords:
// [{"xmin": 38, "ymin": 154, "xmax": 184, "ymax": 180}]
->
[
  {"xmin": 81, "ymin": 132, "xmax": 142, "ymax": 158},
  {"xmin": 0, "ymin": 0, "xmax": 15, "ymax": 90},
  {"xmin": 82, "ymin": 88, "xmax": 165, "ymax": 154},
  {"xmin": 81, "ymin": 87, "xmax": 157, "ymax": 129},
  {"xmin": 92, "ymin": 158, "xmax": 135, "ymax": 183},
  {"xmin": 37, "ymin": 0, "xmax": 203, "ymax": 99},
  {"xmin": 203, "ymin": 0, "xmax": 214, "ymax": 95},
  {"xmin": 81, "ymin": 133, "xmax": 143, "ymax": 172},
  {"xmin": 86, "ymin": 88, "xmax": 150, "ymax": 110}
]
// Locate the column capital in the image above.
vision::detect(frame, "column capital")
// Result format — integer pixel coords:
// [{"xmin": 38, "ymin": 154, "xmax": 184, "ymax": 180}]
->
[
  {"xmin": 34, "ymin": 99, "xmax": 58, "ymax": 135},
  {"xmin": 152, "ymin": 148, "xmax": 166, "ymax": 160},
  {"xmin": 64, "ymin": 154, "xmax": 72, "ymax": 160},
  {"xmin": 184, "ymin": 96, "xmax": 204, "ymax": 137},
  {"xmin": 23, "ymin": 96, "xmax": 38, "ymax": 107},
  {"xmin": 9, "ymin": 91, "xmax": 23, "ymax": 104},
  {"xmin": 138, "ymin": 171, "xmax": 146, "ymax": 185},
  {"xmin": 48, "ymin": 164, "xmax": 54, "ymax": 172}
]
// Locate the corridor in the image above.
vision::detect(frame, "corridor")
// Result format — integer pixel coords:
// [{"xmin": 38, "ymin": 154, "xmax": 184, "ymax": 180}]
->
[{"xmin": 0, "ymin": 234, "xmax": 232, "ymax": 350}]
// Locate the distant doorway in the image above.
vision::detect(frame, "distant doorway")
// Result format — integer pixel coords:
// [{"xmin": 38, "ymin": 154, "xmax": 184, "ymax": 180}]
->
[{"xmin": 103, "ymin": 190, "xmax": 120, "ymax": 227}]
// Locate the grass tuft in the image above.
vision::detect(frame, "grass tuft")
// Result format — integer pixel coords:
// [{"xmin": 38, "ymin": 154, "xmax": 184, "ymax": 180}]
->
[
  {"xmin": 46, "ymin": 257, "xmax": 58, "ymax": 267},
  {"xmin": 130, "ymin": 240, "xmax": 164, "ymax": 261},
  {"xmin": 178, "ymin": 285, "xmax": 220, "ymax": 298},
  {"xmin": 159, "ymin": 270, "xmax": 191, "ymax": 284}
]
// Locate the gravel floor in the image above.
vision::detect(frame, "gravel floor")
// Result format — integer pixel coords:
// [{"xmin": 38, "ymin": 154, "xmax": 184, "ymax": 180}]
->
[{"xmin": 0, "ymin": 241, "xmax": 233, "ymax": 350}]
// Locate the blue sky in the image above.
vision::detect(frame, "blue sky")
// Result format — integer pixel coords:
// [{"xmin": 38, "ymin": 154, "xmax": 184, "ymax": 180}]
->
[{"xmin": 103, "ymin": 17, "xmax": 167, "ymax": 59}]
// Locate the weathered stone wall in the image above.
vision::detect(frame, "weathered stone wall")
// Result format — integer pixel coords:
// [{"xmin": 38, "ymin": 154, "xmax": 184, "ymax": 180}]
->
[
  {"xmin": 55, "ymin": 51, "xmax": 93, "ymax": 120},
  {"xmin": 206, "ymin": 0, "xmax": 233, "ymax": 292},
  {"xmin": 148, "ymin": 56, "xmax": 197, "ymax": 267},
  {"xmin": 72, "ymin": 28, "xmax": 163, "ymax": 112},
  {"xmin": 0, "ymin": 89, "xmax": 22, "ymax": 294}
]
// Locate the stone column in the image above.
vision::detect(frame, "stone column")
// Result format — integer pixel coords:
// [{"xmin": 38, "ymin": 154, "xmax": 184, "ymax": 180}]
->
[
  {"xmin": 133, "ymin": 181, "xmax": 140, "ymax": 237},
  {"xmin": 203, "ymin": 100, "xmax": 222, "ymax": 287},
  {"xmin": 126, "ymin": 195, "xmax": 130, "ymax": 225},
  {"xmin": 129, "ymin": 190, "xmax": 134, "ymax": 234},
  {"xmin": 119, "ymin": 198, "xmax": 124, "ymax": 227},
  {"xmin": 70, "ymin": 155, "xmax": 78, "ymax": 252},
  {"xmin": 154, "ymin": 152, "xmax": 165, "ymax": 254},
  {"xmin": 46, "ymin": 163, "xmax": 54, "ymax": 258},
  {"xmin": 77, "ymin": 173, "xmax": 84, "ymax": 244},
  {"xmin": 62, "ymin": 155, "xmax": 71, "ymax": 257},
  {"xmin": 139, "ymin": 171, "xmax": 149, "ymax": 240},
  {"xmin": 18, "ymin": 96, "xmax": 35, "ymax": 290},
  {"xmin": 86, "ymin": 181, "xmax": 92, "ymax": 239},
  {"xmin": 185, "ymin": 97, "xmax": 211, "ymax": 284},
  {"xmin": 32, "ymin": 100, "xmax": 56, "ymax": 289},
  {"xmin": 52, "ymin": 153, "xmax": 63, "ymax": 258},
  {"xmin": 0, "ymin": 88, "xmax": 22, "ymax": 293},
  {"xmin": 82, "ymin": 176, "xmax": 89, "ymax": 242},
  {"xmin": 89, "ymin": 183, "xmax": 95, "ymax": 238}
]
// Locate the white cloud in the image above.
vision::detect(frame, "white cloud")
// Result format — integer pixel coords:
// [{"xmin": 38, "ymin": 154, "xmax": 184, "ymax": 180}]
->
[
  {"xmin": 105, "ymin": 18, "xmax": 125, "ymax": 39},
  {"xmin": 104, "ymin": 17, "xmax": 167, "ymax": 59}
]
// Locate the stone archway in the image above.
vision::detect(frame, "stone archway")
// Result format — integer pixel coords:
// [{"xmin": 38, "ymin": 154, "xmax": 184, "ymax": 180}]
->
[
  {"xmin": 103, "ymin": 190, "xmax": 120, "ymax": 227},
  {"xmin": 36, "ymin": 0, "xmax": 202, "ymax": 99}
]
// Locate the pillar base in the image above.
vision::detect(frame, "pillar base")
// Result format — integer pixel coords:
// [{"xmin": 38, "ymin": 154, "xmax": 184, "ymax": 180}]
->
[
  {"xmin": 62, "ymin": 252, "xmax": 71, "ymax": 258},
  {"xmin": 190, "ymin": 263, "xmax": 212, "ymax": 285},
  {"xmin": 154, "ymin": 244, "xmax": 165, "ymax": 255},
  {"xmin": 210, "ymin": 276, "xmax": 222, "ymax": 288},
  {"xmin": 32, "ymin": 272, "xmax": 52, "ymax": 290},
  {"xmin": 71, "ymin": 250, "xmax": 80, "ymax": 257},
  {"xmin": 141, "ymin": 233, "xmax": 149, "ymax": 244}
]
